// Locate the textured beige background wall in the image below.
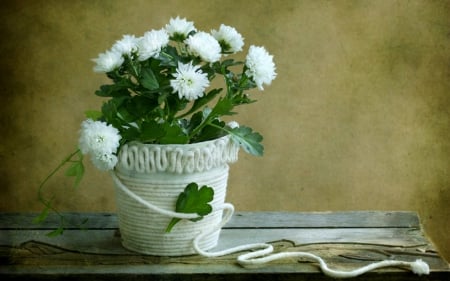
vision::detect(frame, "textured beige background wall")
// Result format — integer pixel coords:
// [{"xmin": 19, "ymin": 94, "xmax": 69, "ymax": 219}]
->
[{"xmin": 1, "ymin": 0, "xmax": 449, "ymax": 260}]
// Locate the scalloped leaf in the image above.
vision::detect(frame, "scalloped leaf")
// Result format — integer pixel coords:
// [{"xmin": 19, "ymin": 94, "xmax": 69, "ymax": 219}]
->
[
  {"xmin": 229, "ymin": 126, "xmax": 264, "ymax": 156},
  {"xmin": 165, "ymin": 183, "xmax": 214, "ymax": 232}
]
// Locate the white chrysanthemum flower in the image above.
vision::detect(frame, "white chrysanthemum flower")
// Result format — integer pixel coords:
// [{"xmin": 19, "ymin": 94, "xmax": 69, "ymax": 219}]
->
[
  {"xmin": 245, "ymin": 45, "xmax": 277, "ymax": 90},
  {"xmin": 92, "ymin": 50, "xmax": 124, "ymax": 73},
  {"xmin": 211, "ymin": 24, "xmax": 244, "ymax": 53},
  {"xmin": 137, "ymin": 29, "xmax": 170, "ymax": 61},
  {"xmin": 165, "ymin": 16, "xmax": 196, "ymax": 39},
  {"xmin": 170, "ymin": 62, "xmax": 210, "ymax": 101},
  {"xmin": 91, "ymin": 152, "xmax": 118, "ymax": 171},
  {"xmin": 112, "ymin": 34, "xmax": 139, "ymax": 56},
  {"xmin": 185, "ymin": 32, "xmax": 221, "ymax": 63},
  {"xmin": 78, "ymin": 119, "xmax": 121, "ymax": 156}
]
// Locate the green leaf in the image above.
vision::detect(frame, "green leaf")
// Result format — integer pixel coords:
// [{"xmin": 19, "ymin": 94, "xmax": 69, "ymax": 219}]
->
[
  {"xmin": 101, "ymin": 96, "xmax": 129, "ymax": 127},
  {"xmin": 127, "ymin": 96, "xmax": 158, "ymax": 118},
  {"xmin": 33, "ymin": 206, "xmax": 50, "ymax": 224},
  {"xmin": 165, "ymin": 183, "xmax": 214, "ymax": 232},
  {"xmin": 65, "ymin": 159, "xmax": 85, "ymax": 188},
  {"xmin": 46, "ymin": 226, "xmax": 64, "ymax": 237},
  {"xmin": 140, "ymin": 67, "xmax": 159, "ymax": 90},
  {"xmin": 159, "ymin": 123, "xmax": 188, "ymax": 144},
  {"xmin": 211, "ymin": 97, "xmax": 236, "ymax": 117},
  {"xmin": 195, "ymin": 120, "xmax": 227, "ymax": 142},
  {"xmin": 117, "ymin": 105, "xmax": 136, "ymax": 123},
  {"xmin": 95, "ymin": 80, "xmax": 132, "ymax": 97},
  {"xmin": 229, "ymin": 126, "xmax": 264, "ymax": 156},
  {"xmin": 182, "ymin": 88, "xmax": 223, "ymax": 117},
  {"xmin": 158, "ymin": 45, "xmax": 180, "ymax": 67},
  {"xmin": 84, "ymin": 110, "xmax": 103, "ymax": 120},
  {"xmin": 186, "ymin": 111, "xmax": 203, "ymax": 133},
  {"xmin": 220, "ymin": 59, "xmax": 243, "ymax": 69},
  {"xmin": 120, "ymin": 125, "xmax": 140, "ymax": 141},
  {"xmin": 140, "ymin": 120, "xmax": 165, "ymax": 142}
]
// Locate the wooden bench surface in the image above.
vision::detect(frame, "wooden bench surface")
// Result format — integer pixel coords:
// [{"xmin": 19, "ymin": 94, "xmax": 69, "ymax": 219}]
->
[{"xmin": 1, "ymin": 211, "xmax": 449, "ymax": 280}]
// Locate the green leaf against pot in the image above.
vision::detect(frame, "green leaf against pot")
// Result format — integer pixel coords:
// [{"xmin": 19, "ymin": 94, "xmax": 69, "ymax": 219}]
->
[
  {"xmin": 177, "ymin": 183, "xmax": 214, "ymax": 216},
  {"xmin": 159, "ymin": 123, "xmax": 189, "ymax": 144},
  {"xmin": 121, "ymin": 125, "xmax": 140, "ymax": 141},
  {"xmin": 165, "ymin": 183, "xmax": 214, "ymax": 232},
  {"xmin": 229, "ymin": 126, "xmax": 264, "ymax": 156}
]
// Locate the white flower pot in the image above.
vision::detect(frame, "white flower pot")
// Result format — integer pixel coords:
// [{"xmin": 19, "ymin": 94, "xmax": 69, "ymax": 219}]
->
[{"xmin": 112, "ymin": 136, "xmax": 239, "ymax": 256}]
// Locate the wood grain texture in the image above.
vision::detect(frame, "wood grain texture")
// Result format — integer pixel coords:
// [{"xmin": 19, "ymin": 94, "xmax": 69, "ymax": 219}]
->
[{"xmin": 0, "ymin": 212, "xmax": 449, "ymax": 281}]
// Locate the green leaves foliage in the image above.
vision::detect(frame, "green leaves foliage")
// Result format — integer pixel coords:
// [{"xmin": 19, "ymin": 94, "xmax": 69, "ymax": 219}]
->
[
  {"xmin": 95, "ymin": 79, "xmax": 133, "ymax": 97},
  {"xmin": 92, "ymin": 48, "xmax": 266, "ymax": 150},
  {"xmin": 140, "ymin": 67, "xmax": 159, "ymax": 90},
  {"xmin": 165, "ymin": 183, "xmax": 214, "ymax": 232},
  {"xmin": 229, "ymin": 126, "xmax": 264, "ymax": 156}
]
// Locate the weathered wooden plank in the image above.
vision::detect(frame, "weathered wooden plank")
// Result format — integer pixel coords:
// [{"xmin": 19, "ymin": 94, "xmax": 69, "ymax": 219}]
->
[
  {"xmin": 0, "ymin": 212, "xmax": 448, "ymax": 281},
  {"xmin": 0, "ymin": 211, "xmax": 420, "ymax": 229},
  {"xmin": 0, "ymin": 227, "xmax": 430, "ymax": 254},
  {"xmin": 0, "ymin": 237, "xmax": 446, "ymax": 268},
  {"xmin": 0, "ymin": 240, "xmax": 448, "ymax": 276},
  {"xmin": 228, "ymin": 211, "xmax": 420, "ymax": 228},
  {"xmin": 0, "ymin": 212, "xmax": 117, "ymax": 230}
]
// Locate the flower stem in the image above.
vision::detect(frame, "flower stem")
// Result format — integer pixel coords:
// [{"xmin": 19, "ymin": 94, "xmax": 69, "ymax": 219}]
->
[
  {"xmin": 208, "ymin": 122, "xmax": 231, "ymax": 134},
  {"xmin": 36, "ymin": 149, "xmax": 81, "ymax": 223},
  {"xmin": 188, "ymin": 115, "xmax": 212, "ymax": 140}
]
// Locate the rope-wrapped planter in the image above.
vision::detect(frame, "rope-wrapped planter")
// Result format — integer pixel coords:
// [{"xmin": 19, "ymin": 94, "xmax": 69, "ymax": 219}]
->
[
  {"xmin": 110, "ymin": 135, "xmax": 430, "ymax": 277},
  {"xmin": 112, "ymin": 135, "xmax": 239, "ymax": 256}
]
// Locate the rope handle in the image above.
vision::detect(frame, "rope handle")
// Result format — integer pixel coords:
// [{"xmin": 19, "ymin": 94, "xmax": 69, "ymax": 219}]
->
[
  {"xmin": 111, "ymin": 171, "xmax": 430, "ymax": 278},
  {"xmin": 111, "ymin": 172, "xmax": 200, "ymax": 219}
]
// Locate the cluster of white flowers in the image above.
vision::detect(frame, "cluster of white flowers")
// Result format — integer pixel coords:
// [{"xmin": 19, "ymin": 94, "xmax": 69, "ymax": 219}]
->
[
  {"xmin": 86, "ymin": 18, "xmax": 277, "ymax": 171},
  {"xmin": 78, "ymin": 119, "xmax": 121, "ymax": 171},
  {"xmin": 92, "ymin": 17, "xmax": 276, "ymax": 102}
]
